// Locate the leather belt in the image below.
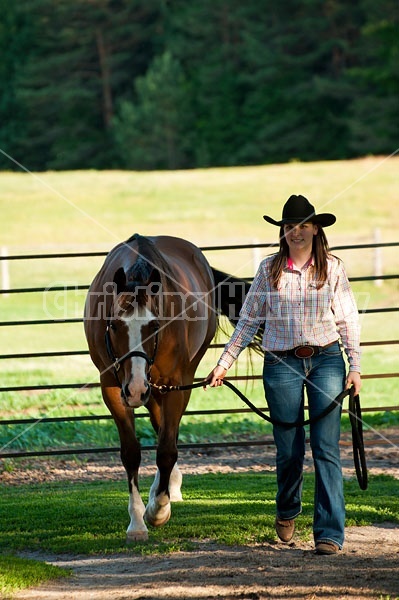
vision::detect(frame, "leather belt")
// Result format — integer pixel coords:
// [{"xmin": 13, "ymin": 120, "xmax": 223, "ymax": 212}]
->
[{"xmin": 269, "ymin": 341, "xmax": 338, "ymax": 359}]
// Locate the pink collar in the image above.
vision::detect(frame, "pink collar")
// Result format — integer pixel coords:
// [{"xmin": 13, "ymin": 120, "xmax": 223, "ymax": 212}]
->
[{"xmin": 287, "ymin": 256, "xmax": 314, "ymax": 271}]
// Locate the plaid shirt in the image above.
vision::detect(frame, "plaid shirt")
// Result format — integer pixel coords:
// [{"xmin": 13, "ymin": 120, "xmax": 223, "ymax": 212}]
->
[{"xmin": 218, "ymin": 254, "xmax": 361, "ymax": 372}]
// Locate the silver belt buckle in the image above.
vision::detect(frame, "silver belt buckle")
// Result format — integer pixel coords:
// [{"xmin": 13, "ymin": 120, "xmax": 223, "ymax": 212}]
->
[{"xmin": 294, "ymin": 345, "xmax": 315, "ymax": 358}]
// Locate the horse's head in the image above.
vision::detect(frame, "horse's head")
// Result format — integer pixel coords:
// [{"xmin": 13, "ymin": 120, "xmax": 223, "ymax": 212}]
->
[{"xmin": 106, "ymin": 265, "xmax": 160, "ymax": 408}]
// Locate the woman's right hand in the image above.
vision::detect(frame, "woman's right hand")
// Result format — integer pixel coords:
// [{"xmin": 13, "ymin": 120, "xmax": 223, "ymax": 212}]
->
[{"xmin": 204, "ymin": 365, "xmax": 228, "ymax": 388}]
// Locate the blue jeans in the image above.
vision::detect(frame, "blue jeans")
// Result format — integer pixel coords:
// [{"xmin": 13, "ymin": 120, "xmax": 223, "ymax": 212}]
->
[{"xmin": 262, "ymin": 342, "xmax": 346, "ymax": 548}]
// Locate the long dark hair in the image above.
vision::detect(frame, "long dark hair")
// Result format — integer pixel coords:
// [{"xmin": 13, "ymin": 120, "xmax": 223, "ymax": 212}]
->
[{"xmin": 270, "ymin": 225, "xmax": 331, "ymax": 289}]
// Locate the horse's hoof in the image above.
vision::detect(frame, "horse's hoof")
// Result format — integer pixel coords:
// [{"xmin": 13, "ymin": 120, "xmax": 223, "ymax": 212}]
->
[
  {"xmin": 145, "ymin": 512, "xmax": 171, "ymax": 528},
  {"xmin": 126, "ymin": 529, "xmax": 149, "ymax": 543},
  {"xmin": 144, "ymin": 504, "xmax": 171, "ymax": 528}
]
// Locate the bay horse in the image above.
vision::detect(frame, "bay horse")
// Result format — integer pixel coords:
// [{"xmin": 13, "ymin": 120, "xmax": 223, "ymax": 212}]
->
[{"xmin": 84, "ymin": 233, "xmax": 254, "ymax": 541}]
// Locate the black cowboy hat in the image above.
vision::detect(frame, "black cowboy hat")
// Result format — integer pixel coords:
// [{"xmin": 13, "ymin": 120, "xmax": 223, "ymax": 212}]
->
[{"xmin": 263, "ymin": 195, "xmax": 336, "ymax": 228}]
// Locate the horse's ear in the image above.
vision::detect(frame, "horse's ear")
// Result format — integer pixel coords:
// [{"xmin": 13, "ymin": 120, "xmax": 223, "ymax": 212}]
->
[{"xmin": 113, "ymin": 267, "xmax": 126, "ymax": 295}]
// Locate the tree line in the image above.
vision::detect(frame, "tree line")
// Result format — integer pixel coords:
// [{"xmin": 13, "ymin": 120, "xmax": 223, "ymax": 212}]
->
[{"xmin": 0, "ymin": 0, "xmax": 397, "ymax": 172}]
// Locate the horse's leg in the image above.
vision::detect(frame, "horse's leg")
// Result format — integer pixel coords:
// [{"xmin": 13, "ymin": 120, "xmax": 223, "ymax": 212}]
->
[
  {"xmin": 144, "ymin": 389, "xmax": 189, "ymax": 527},
  {"xmin": 169, "ymin": 462, "xmax": 183, "ymax": 501},
  {"xmin": 147, "ymin": 396, "xmax": 183, "ymax": 503},
  {"xmin": 101, "ymin": 379, "xmax": 148, "ymax": 541}
]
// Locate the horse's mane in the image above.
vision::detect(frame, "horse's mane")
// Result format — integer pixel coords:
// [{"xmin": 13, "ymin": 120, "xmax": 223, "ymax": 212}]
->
[
  {"xmin": 113, "ymin": 234, "xmax": 179, "ymax": 320},
  {"xmin": 124, "ymin": 234, "xmax": 177, "ymax": 293}
]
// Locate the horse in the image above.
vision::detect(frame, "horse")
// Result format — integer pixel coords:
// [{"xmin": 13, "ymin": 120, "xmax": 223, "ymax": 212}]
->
[{"xmin": 84, "ymin": 233, "xmax": 255, "ymax": 541}]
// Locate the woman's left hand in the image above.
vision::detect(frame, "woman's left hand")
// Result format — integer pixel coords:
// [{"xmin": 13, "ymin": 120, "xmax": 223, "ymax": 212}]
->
[{"xmin": 346, "ymin": 371, "xmax": 361, "ymax": 395}]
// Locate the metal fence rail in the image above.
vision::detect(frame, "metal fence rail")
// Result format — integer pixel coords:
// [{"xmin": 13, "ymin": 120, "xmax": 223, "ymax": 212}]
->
[
  {"xmin": 0, "ymin": 241, "xmax": 398, "ymax": 261},
  {"xmin": 1, "ymin": 241, "xmax": 398, "ymax": 459}
]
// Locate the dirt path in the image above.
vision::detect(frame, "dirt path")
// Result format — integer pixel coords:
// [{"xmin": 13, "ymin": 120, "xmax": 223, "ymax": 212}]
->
[
  {"xmin": 13, "ymin": 523, "xmax": 399, "ymax": 600},
  {"xmin": 5, "ymin": 434, "xmax": 399, "ymax": 600}
]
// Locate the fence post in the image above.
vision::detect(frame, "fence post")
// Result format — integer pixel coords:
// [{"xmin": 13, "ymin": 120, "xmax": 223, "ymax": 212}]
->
[
  {"xmin": 1, "ymin": 247, "xmax": 9, "ymax": 297},
  {"xmin": 373, "ymin": 229, "xmax": 383, "ymax": 286}
]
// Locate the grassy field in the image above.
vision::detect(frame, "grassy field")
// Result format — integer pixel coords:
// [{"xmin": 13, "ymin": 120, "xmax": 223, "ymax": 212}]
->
[
  {"xmin": 0, "ymin": 157, "xmax": 398, "ymax": 596},
  {"xmin": 0, "ymin": 555, "xmax": 70, "ymax": 598},
  {"xmin": 0, "ymin": 471, "xmax": 398, "ymax": 596},
  {"xmin": 0, "ymin": 157, "xmax": 398, "ymax": 454},
  {"xmin": 1, "ymin": 156, "xmax": 398, "ymax": 250},
  {"xmin": 1, "ymin": 472, "xmax": 398, "ymax": 555}
]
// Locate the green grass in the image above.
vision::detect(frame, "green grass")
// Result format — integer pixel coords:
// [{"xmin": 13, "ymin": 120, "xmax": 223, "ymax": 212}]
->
[
  {"xmin": 1, "ymin": 472, "xmax": 398, "ymax": 597},
  {"xmin": 0, "ymin": 472, "xmax": 397, "ymax": 597},
  {"xmin": 0, "ymin": 334, "xmax": 398, "ymax": 454},
  {"xmin": 0, "ymin": 159, "xmax": 398, "ymax": 598},
  {"xmin": 1, "ymin": 374, "xmax": 398, "ymax": 455},
  {"xmin": 0, "ymin": 158, "xmax": 398, "ymax": 453},
  {"xmin": 0, "ymin": 473, "xmax": 398, "ymax": 557},
  {"xmin": 0, "ymin": 555, "xmax": 70, "ymax": 598},
  {"xmin": 1, "ymin": 158, "xmax": 398, "ymax": 249},
  {"xmin": 1, "ymin": 157, "xmax": 398, "ymax": 287}
]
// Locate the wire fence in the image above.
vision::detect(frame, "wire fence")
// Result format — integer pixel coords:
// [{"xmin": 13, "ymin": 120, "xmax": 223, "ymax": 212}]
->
[{"xmin": 0, "ymin": 241, "xmax": 398, "ymax": 459}]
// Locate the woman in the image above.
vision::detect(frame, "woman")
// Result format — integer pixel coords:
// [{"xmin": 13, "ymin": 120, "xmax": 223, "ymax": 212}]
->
[{"xmin": 207, "ymin": 194, "xmax": 361, "ymax": 555}]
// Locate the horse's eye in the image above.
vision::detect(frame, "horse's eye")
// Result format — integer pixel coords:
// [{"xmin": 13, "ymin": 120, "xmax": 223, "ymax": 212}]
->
[{"xmin": 110, "ymin": 322, "xmax": 117, "ymax": 332}]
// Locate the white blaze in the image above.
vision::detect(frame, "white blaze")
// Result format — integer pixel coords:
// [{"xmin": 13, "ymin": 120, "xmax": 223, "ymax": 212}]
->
[{"xmin": 122, "ymin": 306, "xmax": 154, "ymax": 406}]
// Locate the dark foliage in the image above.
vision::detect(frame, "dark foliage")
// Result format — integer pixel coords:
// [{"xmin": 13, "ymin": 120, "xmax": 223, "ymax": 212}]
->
[{"xmin": 0, "ymin": 0, "xmax": 397, "ymax": 171}]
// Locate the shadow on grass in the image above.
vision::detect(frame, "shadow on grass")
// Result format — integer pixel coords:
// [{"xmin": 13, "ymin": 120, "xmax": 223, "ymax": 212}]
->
[{"xmin": 0, "ymin": 473, "xmax": 397, "ymax": 556}]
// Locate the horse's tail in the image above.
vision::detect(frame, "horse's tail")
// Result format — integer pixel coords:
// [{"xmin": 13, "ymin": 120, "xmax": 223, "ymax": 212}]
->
[{"xmin": 211, "ymin": 267, "xmax": 264, "ymax": 352}]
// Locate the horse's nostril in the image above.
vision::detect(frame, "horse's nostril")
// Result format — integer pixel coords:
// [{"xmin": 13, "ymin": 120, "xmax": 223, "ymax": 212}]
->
[
  {"xmin": 141, "ymin": 386, "xmax": 150, "ymax": 401},
  {"xmin": 123, "ymin": 384, "xmax": 130, "ymax": 398}
]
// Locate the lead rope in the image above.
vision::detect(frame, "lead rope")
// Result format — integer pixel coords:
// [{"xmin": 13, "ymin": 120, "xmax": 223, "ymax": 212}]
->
[
  {"xmin": 150, "ymin": 378, "xmax": 368, "ymax": 490},
  {"xmin": 348, "ymin": 389, "xmax": 368, "ymax": 490}
]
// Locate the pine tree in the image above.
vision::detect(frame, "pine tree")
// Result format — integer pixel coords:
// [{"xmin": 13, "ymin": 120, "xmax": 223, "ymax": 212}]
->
[
  {"xmin": 345, "ymin": 0, "xmax": 399, "ymax": 155},
  {"xmin": 9, "ymin": 0, "xmax": 164, "ymax": 170},
  {"xmin": 113, "ymin": 51, "xmax": 193, "ymax": 169}
]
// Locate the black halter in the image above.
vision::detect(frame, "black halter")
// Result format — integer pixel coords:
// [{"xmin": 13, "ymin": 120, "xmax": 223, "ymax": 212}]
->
[{"xmin": 105, "ymin": 320, "xmax": 159, "ymax": 389}]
